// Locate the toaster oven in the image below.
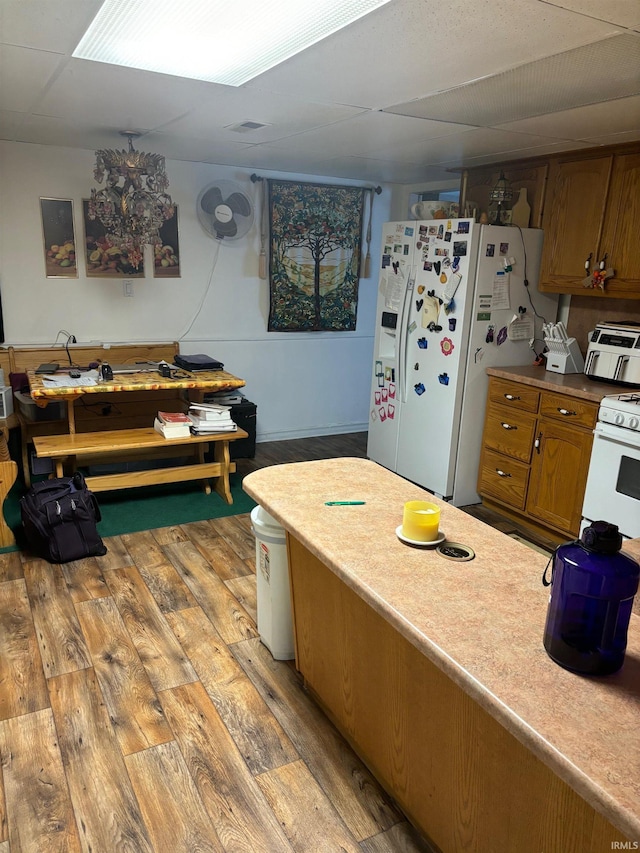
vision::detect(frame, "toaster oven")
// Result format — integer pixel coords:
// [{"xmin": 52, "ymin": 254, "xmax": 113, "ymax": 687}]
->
[{"xmin": 584, "ymin": 322, "xmax": 640, "ymax": 386}]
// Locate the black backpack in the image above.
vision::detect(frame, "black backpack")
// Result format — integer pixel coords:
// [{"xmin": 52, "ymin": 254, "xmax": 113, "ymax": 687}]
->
[{"xmin": 20, "ymin": 472, "xmax": 107, "ymax": 563}]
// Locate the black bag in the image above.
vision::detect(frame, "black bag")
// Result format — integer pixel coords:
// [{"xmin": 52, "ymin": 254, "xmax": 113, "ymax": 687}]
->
[
  {"xmin": 174, "ymin": 353, "xmax": 224, "ymax": 371},
  {"xmin": 20, "ymin": 472, "xmax": 107, "ymax": 563}
]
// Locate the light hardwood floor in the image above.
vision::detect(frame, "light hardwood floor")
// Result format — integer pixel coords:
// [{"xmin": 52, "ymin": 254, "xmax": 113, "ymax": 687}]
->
[
  {"xmin": 0, "ymin": 432, "xmax": 437, "ymax": 853},
  {"xmin": 0, "ymin": 431, "xmax": 550, "ymax": 853}
]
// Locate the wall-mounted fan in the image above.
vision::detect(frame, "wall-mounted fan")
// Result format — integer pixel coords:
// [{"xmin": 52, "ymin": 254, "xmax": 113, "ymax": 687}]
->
[{"xmin": 197, "ymin": 180, "xmax": 254, "ymax": 240}]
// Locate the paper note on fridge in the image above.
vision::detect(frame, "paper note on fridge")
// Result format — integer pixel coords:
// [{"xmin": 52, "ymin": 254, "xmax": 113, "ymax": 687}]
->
[
  {"xmin": 382, "ymin": 268, "xmax": 406, "ymax": 311},
  {"xmin": 421, "ymin": 294, "xmax": 440, "ymax": 329},
  {"xmin": 492, "ymin": 271, "xmax": 511, "ymax": 309}
]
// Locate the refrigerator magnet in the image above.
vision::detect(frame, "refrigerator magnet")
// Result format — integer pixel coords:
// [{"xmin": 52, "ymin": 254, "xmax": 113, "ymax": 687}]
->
[
  {"xmin": 414, "ymin": 383, "xmax": 426, "ymax": 396},
  {"xmin": 437, "ymin": 225, "xmax": 444, "ymax": 239},
  {"xmin": 417, "ymin": 337, "xmax": 428, "ymax": 349},
  {"xmin": 453, "ymin": 241, "xmax": 467, "ymax": 256},
  {"xmin": 499, "ymin": 242, "xmax": 509, "ymax": 255},
  {"xmin": 417, "ymin": 284, "xmax": 425, "ymax": 294},
  {"xmin": 388, "ymin": 383, "xmax": 396, "ymax": 399},
  {"xmin": 456, "ymin": 222, "xmax": 470, "ymax": 235},
  {"xmin": 379, "ymin": 407, "xmax": 387, "ymax": 421},
  {"xmin": 497, "ymin": 326, "xmax": 508, "ymax": 346},
  {"xmin": 375, "ymin": 360, "xmax": 383, "ymax": 376},
  {"xmin": 375, "ymin": 391, "xmax": 381, "ymax": 404},
  {"xmin": 388, "ymin": 404, "xmax": 395, "ymax": 419},
  {"xmin": 408, "ymin": 320, "xmax": 417, "ymax": 333},
  {"xmin": 433, "ymin": 261, "xmax": 441, "ymax": 275},
  {"xmin": 416, "ymin": 298, "xmax": 424, "ymax": 312},
  {"xmin": 451, "ymin": 256, "xmax": 460, "ymax": 272},
  {"xmin": 424, "ymin": 261, "xmax": 432, "ymax": 271},
  {"xmin": 381, "ymin": 388, "xmax": 388, "ymax": 402},
  {"xmin": 441, "ymin": 337, "xmax": 455, "ymax": 356},
  {"xmin": 371, "ymin": 408, "xmax": 377, "ymax": 421},
  {"xmin": 486, "ymin": 243, "xmax": 495, "ymax": 257},
  {"xmin": 438, "ymin": 372, "xmax": 450, "ymax": 386}
]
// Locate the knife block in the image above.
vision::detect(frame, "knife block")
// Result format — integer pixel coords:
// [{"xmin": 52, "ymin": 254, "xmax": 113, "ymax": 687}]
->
[{"xmin": 545, "ymin": 338, "xmax": 585, "ymax": 374}]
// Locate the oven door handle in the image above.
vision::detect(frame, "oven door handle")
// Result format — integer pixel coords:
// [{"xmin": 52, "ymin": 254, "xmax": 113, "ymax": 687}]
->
[{"xmin": 595, "ymin": 421, "xmax": 640, "ymax": 448}]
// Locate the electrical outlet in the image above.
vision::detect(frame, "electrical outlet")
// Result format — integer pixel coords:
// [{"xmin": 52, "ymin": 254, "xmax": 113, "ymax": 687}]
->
[{"xmin": 123, "ymin": 280, "xmax": 133, "ymax": 297}]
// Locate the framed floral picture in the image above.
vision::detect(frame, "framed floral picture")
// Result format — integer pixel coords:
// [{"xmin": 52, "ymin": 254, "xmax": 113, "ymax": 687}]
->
[
  {"xmin": 40, "ymin": 198, "xmax": 78, "ymax": 278},
  {"xmin": 153, "ymin": 206, "xmax": 181, "ymax": 277},
  {"xmin": 82, "ymin": 200, "xmax": 145, "ymax": 277}
]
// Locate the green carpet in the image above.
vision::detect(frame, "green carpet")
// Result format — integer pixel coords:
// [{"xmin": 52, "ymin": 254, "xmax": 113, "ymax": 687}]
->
[{"xmin": 1, "ymin": 473, "xmax": 256, "ymax": 554}]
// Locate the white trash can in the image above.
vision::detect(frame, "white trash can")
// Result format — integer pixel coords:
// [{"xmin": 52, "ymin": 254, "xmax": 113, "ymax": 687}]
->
[{"xmin": 251, "ymin": 505, "xmax": 295, "ymax": 660}]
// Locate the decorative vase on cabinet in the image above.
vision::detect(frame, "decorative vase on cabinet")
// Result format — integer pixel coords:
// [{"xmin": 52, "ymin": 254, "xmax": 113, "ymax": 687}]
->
[{"xmin": 511, "ymin": 188, "xmax": 531, "ymax": 228}]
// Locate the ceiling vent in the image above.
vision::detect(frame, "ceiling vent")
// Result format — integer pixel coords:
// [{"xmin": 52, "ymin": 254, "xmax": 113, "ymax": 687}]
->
[{"xmin": 225, "ymin": 120, "xmax": 271, "ymax": 133}]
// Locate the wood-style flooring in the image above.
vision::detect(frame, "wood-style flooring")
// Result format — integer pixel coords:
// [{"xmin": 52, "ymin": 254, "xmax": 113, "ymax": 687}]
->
[
  {"xmin": 0, "ymin": 431, "xmax": 437, "ymax": 853},
  {"xmin": 0, "ymin": 431, "xmax": 549, "ymax": 853}
]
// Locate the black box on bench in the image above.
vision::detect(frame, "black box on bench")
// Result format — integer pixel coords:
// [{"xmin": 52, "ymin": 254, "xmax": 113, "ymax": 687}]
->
[{"xmin": 228, "ymin": 400, "xmax": 256, "ymax": 459}]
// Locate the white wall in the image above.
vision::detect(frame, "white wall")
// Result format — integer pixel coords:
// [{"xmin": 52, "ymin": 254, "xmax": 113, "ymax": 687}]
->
[{"xmin": 0, "ymin": 141, "xmax": 393, "ymax": 441}]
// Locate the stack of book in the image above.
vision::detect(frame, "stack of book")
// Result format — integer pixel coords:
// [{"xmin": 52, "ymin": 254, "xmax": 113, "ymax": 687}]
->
[
  {"xmin": 188, "ymin": 402, "xmax": 238, "ymax": 434},
  {"xmin": 153, "ymin": 410, "xmax": 192, "ymax": 439}
]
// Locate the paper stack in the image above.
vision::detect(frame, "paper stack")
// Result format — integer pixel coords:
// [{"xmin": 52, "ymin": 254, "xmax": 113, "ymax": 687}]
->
[
  {"xmin": 154, "ymin": 410, "xmax": 192, "ymax": 438},
  {"xmin": 188, "ymin": 402, "xmax": 238, "ymax": 434}
]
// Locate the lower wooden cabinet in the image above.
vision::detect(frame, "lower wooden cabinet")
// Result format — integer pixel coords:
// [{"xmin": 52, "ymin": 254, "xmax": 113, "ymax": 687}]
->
[{"xmin": 478, "ymin": 377, "xmax": 598, "ymax": 542}]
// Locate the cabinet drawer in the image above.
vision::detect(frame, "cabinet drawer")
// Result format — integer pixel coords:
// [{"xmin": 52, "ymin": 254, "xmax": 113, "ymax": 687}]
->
[
  {"xmin": 478, "ymin": 449, "xmax": 529, "ymax": 510},
  {"xmin": 489, "ymin": 378, "xmax": 539, "ymax": 413},
  {"xmin": 483, "ymin": 403, "xmax": 537, "ymax": 463},
  {"xmin": 539, "ymin": 393, "xmax": 598, "ymax": 430}
]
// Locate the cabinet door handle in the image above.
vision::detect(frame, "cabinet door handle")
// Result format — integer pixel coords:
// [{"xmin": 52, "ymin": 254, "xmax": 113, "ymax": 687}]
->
[
  {"xmin": 495, "ymin": 469, "xmax": 511, "ymax": 478},
  {"xmin": 534, "ymin": 432, "xmax": 543, "ymax": 453},
  {"xmin": 500, "ymin": 422, "xmax": 517, "ymax": 430},
  {"xmin": 557, "ymin": 407, "xmax": 576, "ymax": 417},
  {"xmin": 504, "ymin": 393, "xmax": 520, "ymax": 401}
]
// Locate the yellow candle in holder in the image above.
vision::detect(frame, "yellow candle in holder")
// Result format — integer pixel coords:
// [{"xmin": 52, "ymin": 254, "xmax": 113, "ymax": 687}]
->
[{"xmin": 402, "ymin": 500, "xmax": 440, "ymax": 542}]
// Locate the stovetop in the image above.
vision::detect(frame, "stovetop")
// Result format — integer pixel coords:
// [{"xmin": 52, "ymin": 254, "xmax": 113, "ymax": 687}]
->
[{"xmin": 599, "ymin": 392, "xmax": 640, "ymax": 432}]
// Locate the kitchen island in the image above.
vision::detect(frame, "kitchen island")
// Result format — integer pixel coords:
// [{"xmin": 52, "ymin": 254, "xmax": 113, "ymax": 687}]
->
[{"xmin": 243, "ymin": 458, "xmax": 639, "ymax": 852}]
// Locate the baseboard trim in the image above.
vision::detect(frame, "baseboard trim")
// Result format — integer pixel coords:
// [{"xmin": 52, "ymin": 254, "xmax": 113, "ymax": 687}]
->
[{"xmin": 256, "ymin": 423, "xmax": 368, "ymax": 443}]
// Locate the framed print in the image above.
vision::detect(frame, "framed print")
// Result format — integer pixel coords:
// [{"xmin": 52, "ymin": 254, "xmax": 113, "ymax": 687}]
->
[
  {"xmin": 82, "ymin": 200, "xmax": 145, "ymax": 277},
  {"xmin": 153, "ymin": 205, "xmax": 181, "ymax": 277},
  {"xmin": 40, "ymin": 198, "xmax": 78, "ymax": 278}
]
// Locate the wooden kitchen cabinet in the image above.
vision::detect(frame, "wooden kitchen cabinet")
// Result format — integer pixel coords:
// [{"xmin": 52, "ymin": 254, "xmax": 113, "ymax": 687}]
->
[
  {"xmin": 539, "ymin": 145, "xmax": 640, "ymax": 299},
  {"xmin": 478, "ymin": 378, "xmax": 598, "ymax": 542}
]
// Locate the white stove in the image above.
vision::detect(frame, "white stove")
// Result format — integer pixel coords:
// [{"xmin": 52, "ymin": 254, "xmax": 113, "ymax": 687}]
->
[
  {"xmin": 598, "ymin": 392, "xmax": 640, "ymax": 435},
  {"xmin": 581, "ymin": 391, "xmax": 640, "ymax": 540}
]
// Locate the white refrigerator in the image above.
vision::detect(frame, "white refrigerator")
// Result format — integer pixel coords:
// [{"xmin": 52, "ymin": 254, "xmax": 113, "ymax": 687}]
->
[{"xmin": 366, "ymin": 218, "xmax": 558, "ymax": 506}]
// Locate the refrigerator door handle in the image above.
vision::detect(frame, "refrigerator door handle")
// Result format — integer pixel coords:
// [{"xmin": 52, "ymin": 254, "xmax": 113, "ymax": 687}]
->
[{"xmin": 399, "ymin": 269, "xmax": 415, "ymax": 404}]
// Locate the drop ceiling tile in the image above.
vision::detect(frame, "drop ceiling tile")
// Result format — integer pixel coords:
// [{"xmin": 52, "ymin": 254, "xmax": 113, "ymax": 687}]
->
[
  {"xmin": 366, "ymin": 127, "xmax": 562, "ymax": 165},
  {"xmin": 142, "ymin": 131, "xmax": 255, "ymax": 165},
  {"xmin": 312, "ymin": 156, "xmax": 455, "ymax": 184},
  {"xmin": 35, "ymin": 59, "xmax": 219, "ymax": 129},
  {"xmin": 543, "ymin": 1, "xmax": 640, "ymax": 28},
  {"xmin": 385, "ymin": 34, "xmax": 640, "ymax": 127},
  {"xmin": 247, "ymin": 0, "xmax": 622, "ymax": 109},
  {"xmin": 496, "ymin": 95, "xmax": 640, "ymax": 140},
  {"xmin": 0, "ymin": 1, "xmax": 102, "ymax": 52},
  {"xmin": 583, "ymin": 128, "xmax": 640, "ymax": 145},
  {"xmin": 0, "ymin": 109, "xmax": 26, "ymax": 138},
  {"xmin": 255, "ymin": 111, "xmax": 477, "ymax": 158},
  {"xmin": 9, "ymin": 113, "xmax": 134, "ymax": 151},
  {"xmin": 0, "ymin": 44, "xmax": 64, "ymax": 112},
  {"xmin": 451, "ymin": 138, "xmax": 594, "ymax": 167},
  {"xmin": 160, "ymin": 88, "xmax": 364, "ymax": 143}
]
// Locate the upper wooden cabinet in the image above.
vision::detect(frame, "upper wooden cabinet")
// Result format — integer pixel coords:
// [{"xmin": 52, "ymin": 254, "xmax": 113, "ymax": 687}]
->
[
  {"xmin": 460, "ymin": 141, "xmax": 640, "ymax": 300},
  {"xmin": 539, "ymin": 148, "xmax": 640, "ymax": 299}
]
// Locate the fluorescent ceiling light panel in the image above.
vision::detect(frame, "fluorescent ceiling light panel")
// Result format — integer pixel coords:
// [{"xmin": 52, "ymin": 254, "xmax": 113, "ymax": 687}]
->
[{"xmin": 73, "ymin": 0, "xmax": 392, "ymax": 86}]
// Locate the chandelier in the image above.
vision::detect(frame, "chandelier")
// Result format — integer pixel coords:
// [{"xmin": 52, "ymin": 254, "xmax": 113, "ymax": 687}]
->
[
  {"xmin": 489, "ymin": 171, "xmax": 513, "ymax": 225},
  {"xmin": 89, "ymin": 131, "xmax": 174, "ymax": 269}
]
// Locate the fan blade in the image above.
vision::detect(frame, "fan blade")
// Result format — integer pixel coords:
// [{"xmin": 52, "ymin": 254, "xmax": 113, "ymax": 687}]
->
[
  {"xmin": 225, "ymin": 192, "xmax": 252, "ymax": 217},
  {"xmin": 200, "ymin": 186, "xmax": 224, "ymax": 214},
  {"xmin": 215, "ymin": 218, "xmax": 238, "ymax": 239}
]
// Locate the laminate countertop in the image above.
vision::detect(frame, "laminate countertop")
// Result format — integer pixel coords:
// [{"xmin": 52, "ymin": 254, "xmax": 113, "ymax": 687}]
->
[
  {"xmin": 486, "ymin": 364, "xmax": 639, "ymax": 402},
  {"xmin": 243, "ymin": 457, "xmax": 640, "ymax": 842}
]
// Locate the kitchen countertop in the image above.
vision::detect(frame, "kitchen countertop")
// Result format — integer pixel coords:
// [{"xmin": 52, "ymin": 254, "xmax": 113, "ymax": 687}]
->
[
  {"xmin": 243, "ymin": 457, "xmax": 640, "ymax": 842},
  {"xmin": 486, "ymin": 363, "xmax": 639, "ymax": 402}
]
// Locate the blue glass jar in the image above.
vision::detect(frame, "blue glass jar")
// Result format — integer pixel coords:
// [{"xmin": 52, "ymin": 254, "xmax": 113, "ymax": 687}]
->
[{"xmin": 543, "ymin": 521, "xmax": 639, "ymax": 675}]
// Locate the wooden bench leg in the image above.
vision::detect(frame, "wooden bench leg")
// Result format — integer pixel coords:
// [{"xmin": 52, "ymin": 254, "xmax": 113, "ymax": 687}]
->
[
  {"xmin": 197, "ymin": 444, "xmax": 211, "ymax": 495},
  {"xmin": 213, "ymin": 440, "xmax": 232, "ymax": 504},
  {"xmin": 0, "ymin": 460, "xmax": 18, "ymax": 547},
  {"xmin": 20, "ymin": 428, "xmax": 32, "ymax": 489}
]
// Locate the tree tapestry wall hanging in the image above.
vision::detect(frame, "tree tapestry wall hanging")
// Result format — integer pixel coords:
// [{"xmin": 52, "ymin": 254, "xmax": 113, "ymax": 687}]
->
[{"xmin": 268, "ymin": 180, "xmax": 365, "ymax": 331}]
